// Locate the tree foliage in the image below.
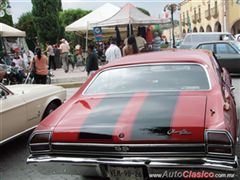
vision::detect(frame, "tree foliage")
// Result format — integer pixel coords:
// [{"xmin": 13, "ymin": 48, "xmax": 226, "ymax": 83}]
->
[
  {"xmin": 16, "ymin": 12, "xmax": 36, "ymax": 40},
  {"xmin": 59, "ymin": 9, "xmax": 91, "ymax": 27},
  {"xmin": 0, "ymin": 0, "xmax": 13, "ymax": 26},
  {"xmin": 137, "ymin": 7, "xmax": 150, "ymax": 16},
  {"xmin": 59, "ymin": 9, "xmax": 91, "ymax": 47},
  {"xmin": 32, "ymin": 0, "xmax": 61, "ymax": 45},
  {"xmin": 0, "ymin": 14, "xmax": 13, "ymax": 26},
  {"xmin": 15, "ymin": 12, "xmax": 37, "ymax": 51}
]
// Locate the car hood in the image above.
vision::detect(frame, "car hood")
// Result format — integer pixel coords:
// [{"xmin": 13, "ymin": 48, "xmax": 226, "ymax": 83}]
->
[{"xmin": 52, "ymin": 93, "xmax": 207, "ymax": 143}]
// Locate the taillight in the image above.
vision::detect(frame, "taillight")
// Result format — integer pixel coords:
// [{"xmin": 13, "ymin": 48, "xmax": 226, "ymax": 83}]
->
[
  {"xmin": 29, "ymin": 132, "xmax": 51, "ymax": 153},
  {"xmin": 205, "ymin": 130, "xmax": 233, "ymax": 156}
]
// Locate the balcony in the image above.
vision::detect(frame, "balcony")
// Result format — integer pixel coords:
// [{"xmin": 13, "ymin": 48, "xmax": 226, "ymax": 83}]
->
[
  {"xmin": 205, "ymin": 9, "xmax": 211, "ymax": 20},
  {"xmin": 210, "ymin": 7, "xmax": 218, "ymax": 18},
  {"xmin": 196, "ymin": 13, "xmax": 201, "ymax": 23},
  {"xmin": 192, "ymin": 14, "xmax": 197, "ymax": 24}
]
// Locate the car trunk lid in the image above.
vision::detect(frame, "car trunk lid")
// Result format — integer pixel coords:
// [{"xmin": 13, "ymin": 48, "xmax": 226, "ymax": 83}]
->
[{"xmin": 52, "ymin": 93, "xmax": 206, "ymax": 143}]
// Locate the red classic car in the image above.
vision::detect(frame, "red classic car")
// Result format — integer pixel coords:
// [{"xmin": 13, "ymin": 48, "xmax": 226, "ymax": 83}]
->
[{"xmin": 27, "ymin": 50, "xmax": 238, "ymax": 179}]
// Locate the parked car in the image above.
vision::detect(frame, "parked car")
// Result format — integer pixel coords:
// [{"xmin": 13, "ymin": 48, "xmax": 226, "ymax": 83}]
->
[
  {"xmin": 0, "ymin": 84, "xmax": 66, "ymax": 145},
  {"xmin": 195, "ymin": 41, "xmax": 240, "ymax": 73},
  {"xmin": 180, "ymin": 32, "xmax": 235, "ymax": 49},
  {"xmin": 27, "ymin": 50, "xmax": 238, "ymax": 179}
]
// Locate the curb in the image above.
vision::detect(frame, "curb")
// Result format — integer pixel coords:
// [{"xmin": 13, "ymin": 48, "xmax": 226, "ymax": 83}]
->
[{"xmin": 55, "ymin": 82, "xmax": 84, "ymax": 88}]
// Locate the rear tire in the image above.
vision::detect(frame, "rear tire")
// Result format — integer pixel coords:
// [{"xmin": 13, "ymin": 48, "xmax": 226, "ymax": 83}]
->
[{"xmin": 42, "ymin": 103, "xmax": 58, "ymax": 120}]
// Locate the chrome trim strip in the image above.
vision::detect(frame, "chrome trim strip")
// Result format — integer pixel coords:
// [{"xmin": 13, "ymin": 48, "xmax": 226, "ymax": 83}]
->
[
  {"xmin": 82, "ymin": 63, "xmax": 212, "ymax": 95},
  {"xmin": 0, "ymin": 125, "xmax": 36, "ymax": 145},
  {"xmin": 51, "ymin": 142, "xmax": 205, "ymax": 147},
  {"xmin": 27, "ymin": 155, "xmax": 238, "ymax": 172}
]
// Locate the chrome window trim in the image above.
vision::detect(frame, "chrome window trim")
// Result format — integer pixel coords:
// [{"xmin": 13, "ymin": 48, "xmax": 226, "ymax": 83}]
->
[{"xmin": 82, "ymin": 63, "xmax": 212, "ymax": 95}]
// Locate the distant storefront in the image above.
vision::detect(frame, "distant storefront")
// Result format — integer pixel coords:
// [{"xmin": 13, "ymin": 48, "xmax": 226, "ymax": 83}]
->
[{"xmin": 179, "ymin": 0, "xmax": 240, "ymax": 37}]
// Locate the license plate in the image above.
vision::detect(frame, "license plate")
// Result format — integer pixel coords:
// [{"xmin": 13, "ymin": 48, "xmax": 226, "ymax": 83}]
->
[{"xmin": 108, "ymin": 166, "xmax": 144, "ymax": 180}]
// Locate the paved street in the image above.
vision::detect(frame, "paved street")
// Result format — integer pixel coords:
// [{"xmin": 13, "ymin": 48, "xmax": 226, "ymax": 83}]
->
[{"xmin": 1, "ymin": 78, "xmax": 240, "ymax": 180}]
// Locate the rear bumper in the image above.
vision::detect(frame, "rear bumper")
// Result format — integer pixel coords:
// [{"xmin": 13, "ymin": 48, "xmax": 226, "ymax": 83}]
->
[{"xmin": 27, "ymin": 155, "xmax": 239, "ymax": 178}]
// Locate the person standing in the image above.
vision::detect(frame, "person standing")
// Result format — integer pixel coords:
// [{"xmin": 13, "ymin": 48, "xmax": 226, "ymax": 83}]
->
[
  {"xmin": 45, "ymin": 42, "xmax": 56, "ymax": 70},
  {"xmin": 105, "ymin": 37, "xmax": 122, "ymax": 63},
  {"xmin": 135, "ymin": 33, "xmax": 147, "ymax": 52},
  {"xmin": 59, "ymin": 39, "xmax": 70, "ymax": 73},
  {"xmin": 152, "ymin": 32, "xmax": 162, "ymax": 51},
  {"xmin": 123, "ymin": 36, "xmax": 139, "ymax": 56},
  {"xmin": 29, "ymin": 48, "xmax": 48, "ymax": 84},
  {"xmin": 86, "ymin": 44, "xmax": 98, "ymax": 76}
]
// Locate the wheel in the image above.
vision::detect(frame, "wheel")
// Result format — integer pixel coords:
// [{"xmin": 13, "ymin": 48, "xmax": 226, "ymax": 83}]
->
[{"xmin": 42, "ymin": 103, "xmax": 58, "ymax": 120}]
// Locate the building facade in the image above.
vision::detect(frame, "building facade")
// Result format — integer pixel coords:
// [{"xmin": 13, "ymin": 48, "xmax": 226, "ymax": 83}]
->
[{"xmin": 179, "ymin": 0, "xmax": 240, "ymax": 37}]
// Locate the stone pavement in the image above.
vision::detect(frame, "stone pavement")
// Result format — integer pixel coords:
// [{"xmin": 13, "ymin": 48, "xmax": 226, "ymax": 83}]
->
[{"xmin": 51, "ymin": 68, "xmax": 88, "ymax": 88}]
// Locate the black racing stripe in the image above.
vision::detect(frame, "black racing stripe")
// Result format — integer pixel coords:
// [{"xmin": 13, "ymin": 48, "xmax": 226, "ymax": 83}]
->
[
  {"xmin": 79, "ymin": 96, "xmax": 131, "ymax": 140},
  {"xmin": 131, "ymin": 93, "xmax": 179, "ymax": 140}
]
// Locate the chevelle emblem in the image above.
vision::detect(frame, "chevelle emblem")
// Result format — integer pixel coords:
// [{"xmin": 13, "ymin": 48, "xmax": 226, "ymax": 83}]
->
[
  {"xmin": 114, "ymin": 146, "xmax": 130, "ymax": 152},
  {"xmin": 167, "ymin": 129, "xmax": 192, "ymax": 135}
]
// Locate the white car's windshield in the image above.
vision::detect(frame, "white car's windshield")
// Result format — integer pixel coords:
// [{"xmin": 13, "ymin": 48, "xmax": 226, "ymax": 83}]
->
[{"xmin": 85, "ymin": 64, "xmax": 210, "ymax": 95}]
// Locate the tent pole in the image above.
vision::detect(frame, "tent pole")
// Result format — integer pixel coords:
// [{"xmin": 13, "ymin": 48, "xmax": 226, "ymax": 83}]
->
[
  {"xmin": 128, "ymin": 23, "xmax": 131, "ymax": 36},
  {"xmin": 85, "ymin": 21, "xmax": 89, "ymax": 52}
]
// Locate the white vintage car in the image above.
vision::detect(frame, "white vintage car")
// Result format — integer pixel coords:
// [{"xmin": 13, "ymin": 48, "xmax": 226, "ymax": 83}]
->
[{"xmin": 0, "ymin": 83, "xmax": 66, "ymax": 145}]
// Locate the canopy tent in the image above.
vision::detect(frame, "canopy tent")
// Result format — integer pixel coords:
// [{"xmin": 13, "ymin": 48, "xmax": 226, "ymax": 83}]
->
[
  {"xmin": 91, "ymin": 3, "xmax": 170, "ymax": 28},
  {"xmin": 0, "ymin": 23, "xmax": 26, "ymax": 37},
  {"xmin": 65, "ymin": 3, "xmax": 120, "ymax": 32}
]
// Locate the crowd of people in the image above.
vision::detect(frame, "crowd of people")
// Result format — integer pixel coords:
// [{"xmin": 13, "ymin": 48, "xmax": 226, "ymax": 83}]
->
[{"xmin": 0, "ymin": 28, "xmax": 165, "ymax": 84}]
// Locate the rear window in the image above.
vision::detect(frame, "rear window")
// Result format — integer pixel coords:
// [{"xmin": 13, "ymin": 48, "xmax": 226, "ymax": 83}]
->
[{"xmin": 84, "ymin": 64, "xmax": 210, "ymax": 95}]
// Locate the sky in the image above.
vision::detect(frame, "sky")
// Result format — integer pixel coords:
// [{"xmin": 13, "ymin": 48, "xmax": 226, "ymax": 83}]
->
[{"xmin": 9, "ymin": 0, "xmax": 180, "ymax": 23}]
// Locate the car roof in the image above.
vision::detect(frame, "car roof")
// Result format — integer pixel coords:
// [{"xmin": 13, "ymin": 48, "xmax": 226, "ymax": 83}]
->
[
  {"xmin": 196, "ymin": 40, "xmax": 236, "ymax": 44},
  {"xmin": 185, "ymin": 32, "xmax": 232, "ymax": 35},
  {"xmin": 103, "ymin": 49, "xmax": 214, "ymax": 69}
]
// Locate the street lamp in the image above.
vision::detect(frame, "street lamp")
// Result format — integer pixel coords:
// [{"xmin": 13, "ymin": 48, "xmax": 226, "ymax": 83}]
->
[{"xmin": 164, "ymin": 3, "xmax": 178, "ymax": 48}]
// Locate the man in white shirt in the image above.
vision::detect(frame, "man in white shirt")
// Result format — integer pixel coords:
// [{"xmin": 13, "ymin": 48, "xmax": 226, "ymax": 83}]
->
[
  {"xmin": 59, "ymin": 38, "xmax": 70, "ymax": 73},
  {"xmin": 105, "ymin": 37, "xmax": 122, "ymax": 63},
  {"xmin": 135, "ymin": 33, "xmax": 147, "ymax": 52}
]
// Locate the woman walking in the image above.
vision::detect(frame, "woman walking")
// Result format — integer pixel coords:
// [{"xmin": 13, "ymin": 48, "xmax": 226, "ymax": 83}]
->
[{"xmin": 29, "ymin": 48, "xmax": 48, "ymax": 84}]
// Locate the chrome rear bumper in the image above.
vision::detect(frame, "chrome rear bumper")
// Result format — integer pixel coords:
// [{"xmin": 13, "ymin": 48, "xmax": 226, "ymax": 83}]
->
[{"xmin": 27, "ymin": 155, "xmax": 239, "ymax": 177}]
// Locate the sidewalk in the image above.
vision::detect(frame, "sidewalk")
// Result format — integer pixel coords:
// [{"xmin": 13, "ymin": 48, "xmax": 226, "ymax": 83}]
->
[{"xmin": 51, "ymin": 68, "xmax": 88, "ymax": 88}]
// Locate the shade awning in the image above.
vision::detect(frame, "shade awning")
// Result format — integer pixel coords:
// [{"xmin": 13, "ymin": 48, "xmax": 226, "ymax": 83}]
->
[
  {"xmin": 65, "ymin": 3, "xmax": 120, "ymax": 32},
  {"xmin": 0, "ymin": 23, "xmax": 26, "ymax": 37},
  {"xmin": 91, "ymin": 3, "xmax": 170, "ymax": 28}
]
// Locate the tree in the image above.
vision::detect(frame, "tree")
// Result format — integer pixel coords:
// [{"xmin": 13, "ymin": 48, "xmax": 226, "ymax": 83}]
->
[
  {"xmin": 16, "ymin": 12, "xmax": 37, "ymax": 51},
  {"xmin": 0, "ymin": 0, "xmax": 13, "ymax": 26},
  {"xmin": 59, "ymin": 9, "xmax": 91, "ymax": 47},
  {"xmin": 137, "ymin": 7, "xmax": 150, "ymax": 16},
  {"xmin": 164, "ymin": 3, "xmax": 178, "ymax": 48},
  {"xmin": 32, "ymin": 0, "xmax": 61, "ymax": 45}
]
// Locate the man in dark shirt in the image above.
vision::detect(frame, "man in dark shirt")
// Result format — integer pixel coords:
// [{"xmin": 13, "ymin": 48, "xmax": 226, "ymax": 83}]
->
[{"xmin": 86, "ymin": 44, "xmax": 99, "ymax": 76}]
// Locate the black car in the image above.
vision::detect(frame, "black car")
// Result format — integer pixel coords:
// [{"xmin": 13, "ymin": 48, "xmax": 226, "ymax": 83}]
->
[{"xmin": 195, "ymin": 41, "xmax": 240, "ymax": 73}]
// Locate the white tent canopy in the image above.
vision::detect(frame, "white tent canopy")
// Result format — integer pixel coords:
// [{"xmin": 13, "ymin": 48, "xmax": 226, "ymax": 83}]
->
[
  {"xmin": 0, "ymin": 23, "xmax": 26, "ymax": 37},
  {"xmin": 91, "ymin": 3, "xmax": 170, "ymax": 28},
  {"xmin": 65, "ymin": 3, "xmax": 120, "ymax": 32}
]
